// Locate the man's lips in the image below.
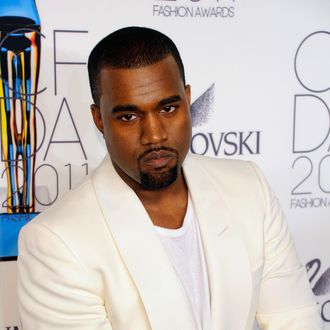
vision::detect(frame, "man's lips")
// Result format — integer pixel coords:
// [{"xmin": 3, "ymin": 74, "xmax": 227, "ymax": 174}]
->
[{"xmin": 140, "ymin": 150, "xmax": 176, "ymax": 168}]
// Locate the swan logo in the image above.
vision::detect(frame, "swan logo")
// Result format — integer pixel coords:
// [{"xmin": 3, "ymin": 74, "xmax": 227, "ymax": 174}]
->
[
  {"xmin": 307, "ymin": 259, "xmax": 330, "ymax": 322},
  {"xmin": 191, "ymin": 84, "xmax": 215, "ymax": 127}
]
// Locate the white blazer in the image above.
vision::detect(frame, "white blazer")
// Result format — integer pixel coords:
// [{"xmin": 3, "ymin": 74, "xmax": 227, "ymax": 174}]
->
[{"xmin": 17, "ymin": 154, "xmax": 322, "ymax": 330}]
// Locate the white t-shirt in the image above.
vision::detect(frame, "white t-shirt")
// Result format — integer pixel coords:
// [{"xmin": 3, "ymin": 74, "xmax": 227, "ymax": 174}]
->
[{"xmin": 154, "ymin": 196, "xmax": 211, "ymax": 330}]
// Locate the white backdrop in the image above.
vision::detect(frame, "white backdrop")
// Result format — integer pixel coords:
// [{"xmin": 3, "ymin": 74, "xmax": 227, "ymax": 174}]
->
[{"xmin": 1, "ymin": 0, "xmax": 329, "ymax": 328}]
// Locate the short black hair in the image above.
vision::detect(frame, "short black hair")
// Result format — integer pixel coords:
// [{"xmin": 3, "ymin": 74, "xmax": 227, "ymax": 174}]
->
[{"xmin": 88, "ymin": 26, "xmax": 186, "ymax": 106}]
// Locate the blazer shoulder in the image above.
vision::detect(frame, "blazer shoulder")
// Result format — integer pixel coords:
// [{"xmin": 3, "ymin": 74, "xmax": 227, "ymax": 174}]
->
[
  {"xmin": 187, "ymin": 152, "xmax": 252, "ymax": 169},
  {"xmin": 186, "ymin": 154, "xmax": 272, "ymax": 211},
  {"xmin": 18, "ymin": 174, "xmax": 116, "ymax": 270},
  {"xmin": 25, "ymin": 178, "xmax": 99, "ymax": 231},
  {"xmin": 187, "ymin": 153, "xmax": 265, "ymax": 184}
]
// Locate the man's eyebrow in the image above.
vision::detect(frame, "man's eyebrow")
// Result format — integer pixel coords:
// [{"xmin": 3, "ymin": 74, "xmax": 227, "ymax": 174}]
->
[
  {"xmin": 111, "ymin": 104, "xmax": 138, "ymax": 114},
  {"xmin": 111, "ymin": 95, "xmax": 182, "ymax": 113},
  {"xmin": 158, "ymin": 95, "xmax": 182, "ymax": 107}
]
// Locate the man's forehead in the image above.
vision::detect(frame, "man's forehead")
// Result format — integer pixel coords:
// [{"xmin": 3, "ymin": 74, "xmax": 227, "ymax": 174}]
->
[
  {"xmin": 100, "ymin": 56, "xmax": 181, "ymax": 85},
  {"xmin": 99, "ymin": 56, "xmax": 185, "ymax": 104}
]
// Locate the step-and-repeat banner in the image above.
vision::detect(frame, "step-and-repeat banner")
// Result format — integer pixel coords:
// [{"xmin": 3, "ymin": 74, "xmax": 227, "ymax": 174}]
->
[{"xmin": 0, "ymin": 0, "xmax": 329, "ymax": 328}]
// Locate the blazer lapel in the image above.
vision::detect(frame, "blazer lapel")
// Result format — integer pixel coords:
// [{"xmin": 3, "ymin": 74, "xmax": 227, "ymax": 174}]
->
[
  {"xmin": 183, "ymin": 155, "xmax": 253, "ymax": 330},
  {"xmin": 91, "ymin": 156, "xmax": 196, "ymax": 330}
]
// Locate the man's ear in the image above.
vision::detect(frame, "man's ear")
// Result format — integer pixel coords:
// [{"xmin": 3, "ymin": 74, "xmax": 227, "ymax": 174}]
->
[
  {"xmin": 90, "ymin": 104, "xmax": 104, "ymax": 134},
  {"xmin": 185, "ymin": 84, "xmax": 191, "ymax": 105}
]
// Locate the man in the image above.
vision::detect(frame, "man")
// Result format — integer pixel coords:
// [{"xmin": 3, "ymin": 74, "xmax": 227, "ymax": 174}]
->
[{"xmin": 17, "ymin": 27, "xmax": 321, "ymax": 329}]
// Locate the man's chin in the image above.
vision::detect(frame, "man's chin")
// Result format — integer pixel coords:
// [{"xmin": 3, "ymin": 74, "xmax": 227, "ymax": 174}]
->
[{"xmin": 140, "ymin": 166, "xmax": 178, "ymax": 190}]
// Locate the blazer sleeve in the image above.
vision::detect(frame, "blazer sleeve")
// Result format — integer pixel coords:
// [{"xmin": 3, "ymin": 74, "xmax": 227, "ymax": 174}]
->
[
  {"xmin": 250, "ymin": 163, "xmax": 323, "ymax": 329},
  {"xmin": 17, "ymin": 221, "xmax": 113, "ymax": 330}
]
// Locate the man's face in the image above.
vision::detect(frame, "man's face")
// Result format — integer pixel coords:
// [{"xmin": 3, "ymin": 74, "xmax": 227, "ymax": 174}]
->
[{"xmin": 91, "ymin": 56, "xmax": 192, "ymax": 190}]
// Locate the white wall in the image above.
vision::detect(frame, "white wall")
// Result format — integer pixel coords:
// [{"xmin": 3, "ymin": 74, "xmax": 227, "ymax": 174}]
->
[{"xmin": 1, "ymin": 0, "xmax": 329, "ymax": 328}]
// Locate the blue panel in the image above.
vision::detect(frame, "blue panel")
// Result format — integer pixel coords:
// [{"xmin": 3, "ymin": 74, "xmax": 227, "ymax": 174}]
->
[
  {"xmin": 0, "ymin": 0, "xmax": 40, "ymax": 25},
  {"xmin": 0, "ymin": 212, "xmax": 39, "ymax": 260}
]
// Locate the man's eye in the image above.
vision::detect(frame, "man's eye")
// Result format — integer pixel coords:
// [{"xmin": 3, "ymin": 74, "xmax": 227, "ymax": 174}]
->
[
  {"xmin": 161, "ymin": 105, "xmax": 176, "ymax": 113},
  {"xmin": 119, "ymin": 114, "xmax": 137, "ymax": 122}
]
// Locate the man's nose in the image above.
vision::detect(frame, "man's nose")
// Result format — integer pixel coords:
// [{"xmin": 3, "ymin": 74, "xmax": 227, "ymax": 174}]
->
[{"xmin": 141, "ymin": 113, "xmax": 168, "ymax": 145}]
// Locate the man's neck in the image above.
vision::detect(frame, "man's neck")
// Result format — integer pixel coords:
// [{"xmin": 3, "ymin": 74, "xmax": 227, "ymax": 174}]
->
[
  {"xmin": 112, "ymin": 161, "xmax": 188, "ymax": 229},
  {"xmin": 136, "ymin": 171, "xmax": 189, "ymax": 229}
]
